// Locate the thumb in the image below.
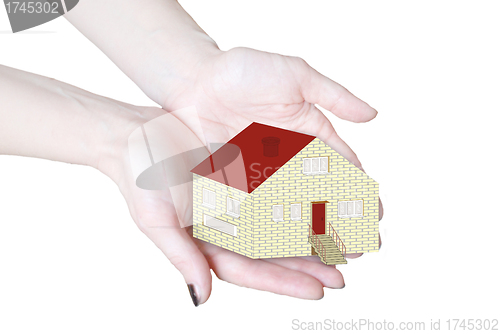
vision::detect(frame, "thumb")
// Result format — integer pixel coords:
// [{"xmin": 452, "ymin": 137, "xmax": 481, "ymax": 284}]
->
[
  {"xmin": 146, "ymin": 224, "xmax": 212, "ymax": 306},
  {"xmin": 297, "ymin": 59, "xmax": 377, "ymax": 123},
  {"xmin": 129, "ymin": 187, "xmax": 212, "ymax": 307}
]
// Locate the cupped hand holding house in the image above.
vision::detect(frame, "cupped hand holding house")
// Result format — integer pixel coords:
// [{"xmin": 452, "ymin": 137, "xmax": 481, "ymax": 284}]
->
[
  {"xmin": 118, "ymin": 48, "xmax": 384, "ymax": 306},
  {"xmin": 139, "ymin": 47, "xmax": 384, "ymax": 305}
]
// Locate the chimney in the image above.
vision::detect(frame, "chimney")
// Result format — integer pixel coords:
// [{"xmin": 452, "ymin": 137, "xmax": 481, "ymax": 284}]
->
[{"xmin": 262, "ymin": 137, "xmax": 280, "ymax": 157}]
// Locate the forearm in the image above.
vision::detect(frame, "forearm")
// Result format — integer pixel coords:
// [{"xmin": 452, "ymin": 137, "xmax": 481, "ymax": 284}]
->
[
  {"xmin": 0, "ymin": 65, "xmax": 143, "ymax": 175},
  {"xmin": 65, "ymin": 0, "xmax": 221, "ymax": 107}
]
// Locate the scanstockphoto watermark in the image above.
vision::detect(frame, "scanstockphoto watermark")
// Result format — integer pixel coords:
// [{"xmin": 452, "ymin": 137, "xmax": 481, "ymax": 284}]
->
[
  {"xmin": 292, "ymin": 319, "xmax": 426, "ymax": 331},
  {"xmin": 292, "ymin": 318, "xmax": 500, "ymax": 331}
]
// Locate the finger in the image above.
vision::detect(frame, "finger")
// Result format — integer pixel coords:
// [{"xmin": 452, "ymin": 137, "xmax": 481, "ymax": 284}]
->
[
  {"xmin": 379, "ymin": 197, "xmax": 384, "ymax": 221},
  {"xmin": 262, "ymin": 256, "xmax": 345, "ymax": 289},
  {"xmin": 293, "ymin": 106, "xmax": 362, "ymax": 167},
  {"xmin": 377, "ymin": 197, "xmax": 384, "ymax": 251},
  {"xmin": 196, "ymin": 239, "xmax": 324, "ymax": 300},
  {"xmin": 130, "ymin": 189, "xmax": 212, "ymax": 306},
  {"xmin": 148, "ymin": 226, "xmax": 212, "ymax": 306},
  {"xmin": 296, "ymin": 58, "xmax": 377, "ymax": 123}
]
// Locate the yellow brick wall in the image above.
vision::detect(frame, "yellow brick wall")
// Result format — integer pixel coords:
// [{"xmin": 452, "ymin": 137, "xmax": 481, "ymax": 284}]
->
[
  {"xmin": 192, "ymin": 173, "xmax": 255, "ymax": 258},
  {"xmin": 192, "ymin": 138, "xmax": 378, "ymax": 259},
  {"xmin": 251, "ymin": 138, "xmax": 379, "ymax": 258}
]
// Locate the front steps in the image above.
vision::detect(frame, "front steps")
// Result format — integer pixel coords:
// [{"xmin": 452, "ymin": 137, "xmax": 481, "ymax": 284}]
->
[{"xmin": 309, "ymin": 234, "xmax": 347, "ymax": 265}]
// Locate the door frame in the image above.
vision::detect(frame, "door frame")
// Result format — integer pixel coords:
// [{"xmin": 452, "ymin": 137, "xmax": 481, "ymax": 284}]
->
[{"xmin": 311, "ymin": 201, "xmax": 328, "ymax": 235}]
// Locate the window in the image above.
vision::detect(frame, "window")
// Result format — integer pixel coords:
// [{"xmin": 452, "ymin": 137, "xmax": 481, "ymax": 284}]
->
[
  {"xmin": 291, "ymin": 203, "xmax": 302, "ymax": 220},
  {"xmin": 204, "ymin": 215, "xmax": 237, "ymax": 236},
  {"xmin": 273, "ymin": 204, "xmax": 284, "ymax": 222},
  {"xmin": 338, "ymin": 200, "xmax": 363, "ymax": 218},
  {"xmin": 303, "ymin": 158, "xmax": 311, "ymax": 173},
  {"xmin": 303, "ymin": 157, "xmax": 329, "ymax": 175},
  {"xmin": 203, "ymin": 188, "xmax": 216, "ymax": 209},
  {"xmin": 226, "ymin": 197, "xmax": 241, "ymax": 218}
]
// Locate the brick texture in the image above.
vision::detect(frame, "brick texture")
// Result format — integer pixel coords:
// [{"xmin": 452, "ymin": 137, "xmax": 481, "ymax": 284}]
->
[
  {"xmin": 193, "ymin": 138, "xmax": 378, "ymax": 259},
  {"xmin": 192, "ymin": 174, "xmax": 254, "ymax": 257}
]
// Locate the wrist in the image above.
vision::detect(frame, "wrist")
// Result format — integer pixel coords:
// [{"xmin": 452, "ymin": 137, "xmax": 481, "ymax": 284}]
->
[
  {"xmin": 66, "ymin": 0, "xmax": 222, "ymax": 110},
  {"xmin": 147, "ymin": 35, "xmax": 222, "ymax": 109},
  {"xmin": 92, "ymin": 102, "xmax": 167, "ymax": 187}
]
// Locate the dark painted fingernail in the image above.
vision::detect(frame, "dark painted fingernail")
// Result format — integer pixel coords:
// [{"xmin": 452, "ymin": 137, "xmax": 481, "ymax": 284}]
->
[
  {"xmin": 187, "ymin": 284, "xmax": 199, "ymax": 307},
  {"xmin": 339, "ymin": 283, "xmax": 346, "ymax": 289}
]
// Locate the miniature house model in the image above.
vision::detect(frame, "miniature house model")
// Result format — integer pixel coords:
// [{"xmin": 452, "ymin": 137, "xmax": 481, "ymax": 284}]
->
[{"xmin": 191, "ymin": 123, "xmax": 378, "ymax": 265}]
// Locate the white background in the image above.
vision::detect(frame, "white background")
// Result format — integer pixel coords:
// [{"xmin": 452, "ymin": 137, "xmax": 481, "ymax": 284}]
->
[{"xmin": 1, "ymin": 1, "xmax": 499, "ymax": 333}]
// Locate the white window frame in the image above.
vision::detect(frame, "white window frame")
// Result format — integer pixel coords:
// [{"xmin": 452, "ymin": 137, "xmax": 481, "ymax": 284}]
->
[
  {"xmin": 226, "ymin": 197, "xmax": 241, "ymax": 218},
  {"xmin": 290, "ymin": 203, "xmax": 302, "ymax": 221},
  {"xmin": 204, "ymin": 215, "xmax": 237, "ymax": 236},
  {"xmin": 202, "ymin": 188, "xmax": 216, "ymax": 209},
  {"xmin": 273, "ymin": 204, "xmax": 284, "ymax": 222},
  {"xmin": 338, "ymin": 200, "xmax": 363, "ymax": 218},
  {"xmin": 303, "ymin": 157, "xmax": 329, "ymax": 175}
]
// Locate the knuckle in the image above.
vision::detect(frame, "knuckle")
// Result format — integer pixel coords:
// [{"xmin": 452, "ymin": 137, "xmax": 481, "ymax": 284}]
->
[{"xmin": 168, "ymin": 252, "xmax": 192, "ymax": 274}]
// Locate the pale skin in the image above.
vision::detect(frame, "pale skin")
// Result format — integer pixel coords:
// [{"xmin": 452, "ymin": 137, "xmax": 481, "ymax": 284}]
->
[{"xmin": 1, "ymin": 0, "xmax": 383, "ymax": 306}]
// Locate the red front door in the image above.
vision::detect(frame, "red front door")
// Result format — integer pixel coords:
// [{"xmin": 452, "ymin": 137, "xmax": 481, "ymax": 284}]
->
[{"xmin": 312, "ymin": 203, "xmax": 326, "ymax": 235}]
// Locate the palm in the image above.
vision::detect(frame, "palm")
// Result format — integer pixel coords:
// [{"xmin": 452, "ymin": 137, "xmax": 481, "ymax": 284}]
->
[
  {"xmin": 196, "ymin": 48, "xmax": 312, "ymax": 136},
  {"xmin": 169, "ymin": 47, "xmax": 373, "ymax": 166}
]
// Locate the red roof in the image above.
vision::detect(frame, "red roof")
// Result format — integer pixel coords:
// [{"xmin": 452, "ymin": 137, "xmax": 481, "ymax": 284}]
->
[{"xmin": 191, "ymin": 122, "xmax": 315, "ymax": 193}]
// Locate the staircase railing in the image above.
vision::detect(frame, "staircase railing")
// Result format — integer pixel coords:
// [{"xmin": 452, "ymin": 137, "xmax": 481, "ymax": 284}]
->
[
  {"xmin": 308, "ymin": 224, "xmax": 326, "ymax": 261},
  {"xmin": 328, "ymin": 223, "xmax": 346, "ymax": 259}
]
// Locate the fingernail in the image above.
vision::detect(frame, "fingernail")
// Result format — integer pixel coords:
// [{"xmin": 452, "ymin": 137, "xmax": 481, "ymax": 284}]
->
[
  {"xmin": 339, "ymin": 283, "xmax": 346, "ymax": 289},
  {"xmin": 187, "ymin": 284, "xmax": 199, "ymax": 307}
]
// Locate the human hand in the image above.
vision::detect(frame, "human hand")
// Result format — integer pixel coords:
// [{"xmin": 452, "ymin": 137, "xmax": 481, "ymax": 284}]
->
[
  {"xmin": 109, "ymin": 47, "xmax": 383, "ymax": 306},
  {"xmin": 65, "ymin": 0, "xmax": 382, "ymax": 306}
]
